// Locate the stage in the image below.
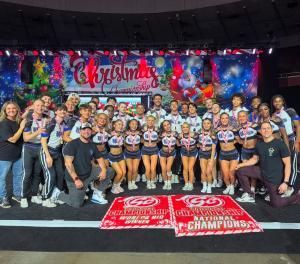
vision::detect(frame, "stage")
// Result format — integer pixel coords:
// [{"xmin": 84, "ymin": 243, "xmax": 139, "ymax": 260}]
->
[{"xmin": 0, "ymin": 182, "xmax": 300, "ymax": 253}]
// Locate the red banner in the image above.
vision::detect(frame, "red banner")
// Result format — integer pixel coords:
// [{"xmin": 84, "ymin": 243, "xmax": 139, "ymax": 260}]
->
[
  {"xmin": 170, "ymin": 195, "xmax": 263, "ymax": 237},
  {"xmin": 100, "ymin": 195, "xmax": 173, "ymax": 229}
]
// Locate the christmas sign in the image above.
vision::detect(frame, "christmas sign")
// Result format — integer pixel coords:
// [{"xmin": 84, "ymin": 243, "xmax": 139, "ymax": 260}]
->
[
  {"xmin": 170, "ymin": 195, "xmax": 263, "ymax": 237},
  {"xmin": 100, "ymin": 196, "xmax": 173, "ymax": 229}
]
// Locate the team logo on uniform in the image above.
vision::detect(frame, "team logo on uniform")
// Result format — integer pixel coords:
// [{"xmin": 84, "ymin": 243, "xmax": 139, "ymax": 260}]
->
[
  {"xmin": 176, "ymin": 195, "xmax": 225, "ymax": 207},
  {"xmin": 268, "ymin": 147, "xmax": 275, "ymax": 157},
  {"xmin": 122, "ymin": 196, "xmax": 160, "ymax": 208}
]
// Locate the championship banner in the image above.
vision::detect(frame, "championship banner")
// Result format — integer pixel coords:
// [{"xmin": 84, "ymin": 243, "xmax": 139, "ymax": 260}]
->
[
  {"xmin": 170, "ymin": 195, "xmax": 263, "ymax": 237},
  {"xmin": 100, "ymin": 195, "xmax": 173, "ymax": 229}
]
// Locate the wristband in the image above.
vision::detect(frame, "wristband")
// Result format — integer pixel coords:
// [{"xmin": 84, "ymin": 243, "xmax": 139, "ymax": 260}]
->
[
  {"xmin": 283, "ymin": 181, "xmax": 289, "ymax": 185},
  {"xmin": 73, "ymin": 176, "xmax": 79, "ymax": 182}
]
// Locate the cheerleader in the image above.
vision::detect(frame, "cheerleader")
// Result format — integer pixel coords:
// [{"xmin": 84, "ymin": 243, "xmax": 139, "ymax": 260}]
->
[
  {"xmin": 272, "ymin": 95, "xmax": 300, "ymax": 193},
  {"xmin": 124, "ymin": 119, "xmax": 141, "ymax": 190},
  {"xmin": 112, "ymin": 102, "xmax": 131, "ymax": 131},
  {"xmin": 216, "ymin": 112, "xmax": 239, "ymax": 195},
  {"xmin": 92, "ymin": 113, "xmax": 110, "ymax": 167},
  {"xmin": 258, "ymin": 103, "xmax": 289, "ymax": 146},
  {"xmin": 108, "ymin": 119, "xmax": 126, "ymax": 194},
  {"xmin": 236, "ymin": 110, "xmax": 258, "ymax": 193},
  {"xmin": 185, "ymin": 103, "xmax": 202, "ymax": 132},
  {"xmin": 198, "ymin": 119, "xmax": 217, "ymax": 194},
  {"xmin": 159, "ymin": 120, "xmax": 178, "ymax": 190},
  {"xmin": 141, "ymin": 114, "xmax": 159, "ymax": 189},
  {"xmin": 179, "ymin": 122, "xmax": 198, "ymax": 191}
]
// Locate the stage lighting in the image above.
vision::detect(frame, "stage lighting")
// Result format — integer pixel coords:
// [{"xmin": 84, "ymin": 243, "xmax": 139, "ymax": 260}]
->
[
  {"xmin": 113, "ymin": 50, "xmax": 117, "ymax": 56},
  {"xmin": 268, "ymin": 48, "xmax": 273, "ymax": 54},
  {"xmin": 150, "ymin": 50, "xmax": 153, "ymax": 56},
  {"xmin": 195, "ymin": 50, "xmax": 201, "ymax": 56},
  {"xmin": 5, "ymin": 50, "xmax": 10, "ymax": 56},
  {"xmin": 186, "ymin": 49, "xmax": 190, "ymax": 56},
  {"xmin": 104, "ymin": 50, "xmax": 110, "ymax": 56},
  {"xmin": 68, "ymin": 50, "xmax": 75, "ymax": 56},
  {"xmin": 0, "ymin": 51, "xmax": 3, "ymax": 56},
  {"xmin": 252, "ymin": 48, "xmax": 256, "ymax": 54},
  {"xmin": 76, "ymin": 50, "xmax": 81, "ymax": 56},
  {"xmin": 41, "ymin": 50, "xmax": 46, "ymax": 56},
  {"xmin": 159, "ymin": 50, "xmax": 165, "ymax": 56},
  {"xmin": 223, "ymin": 49, "xmax": 226, "ymax": 55}
]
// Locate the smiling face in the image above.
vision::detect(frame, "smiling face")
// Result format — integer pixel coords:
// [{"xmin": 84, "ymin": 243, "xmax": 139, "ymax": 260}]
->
[
  {"xmin": 202, "ymin": 119, "xmax": 212, "ymax": 131},
  {"xmin": 80, "ymin": 107, "xmax": 91, "ymax": 120},
  {"xmin": 136, "ymin": 104, "xmax": 145, "ymax": 115},
  {"xmin": 212, "ymin": 103, "xmax": 220, "ymax": 114},
  {"xmin": 238, "ymin": 111, "xmax": 248, "ymax": 125},
  {"xmin": 33, "ymin": 100, "xmax": 45, "ymax": 115},
  {"xmin": 162, "ymin": 121, "xmax": 171, "ymax": 132},
  {"xmin": 273, "ymin": 97, "xmax": 284, "ymax": 110},
  {"xmin": 251, "ymin": 98, "xmax": 262, "ymax": 110},
  {"xmin": 181, "ymin": 104, "xmax": 188, "ymax": 114},
  {"xmin": 260, "ymin": 122, "xmax": 273, "ymax": 139},
  {"xmin": 96, "ymin": 114, "xmax": 107, "ymax": 127},
  {"xmin": 259, "ymin": 105, "xmax": 270, "ymax": 118},
  {"xmin": 80, "ymin": 128, "xmax": 92, "ymax": 140},
  {"xmin": 129, "ymin": 120, "xmax": 138, "ymax": 131},
  {"xmin": 55, "ymin": 108, "xmax": 67, "ymax": 119},
  {"xmin": 5, "ymin": 103, "xmax": 18, "ymax": 120},
  {"xmin": 220, "ymin": 113, "xmax": 229, "ymax": 126},
  {"xmin": 65, "ymin": 100, "xmax": 75, "ymax": 112},
  {"xmin": 232, "ymin": 96, "xmax": 242, "ymax": 108},
  {"xmin": 41, "ymin": 95, "xmax": 52, "ymax": 109},
  {"xmin": 205, "ymin": 99, "xmax": 213, "ymax": 110},
  {"xmin": 181, "ymin": 123, "xmax": 190, "ymax": 134},
  {"xmin": 170, "ymin": 101, "xmax": 178, "ymax": 112},
  {"xmin": 153, "ymin": 95, "xmax": 162, "ymax": 107},
  {"xmin": 118, "ymin": 103, "xmax": 127, "ymax": 114},
  {"xmin": 147, "ymin": 116, "xmax": 155, "ymax": 128},
  {"xmin": 188, "ymin": 104, "xmax": 197, "ymax": 115},
  {"xmin": 114, "ymin": 120, "xmax": 123, "ymax": 132}
]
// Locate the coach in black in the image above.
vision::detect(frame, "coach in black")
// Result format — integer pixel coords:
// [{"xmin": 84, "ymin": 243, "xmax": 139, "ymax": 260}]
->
[
  {"xmin": 52, "ymin": 122, "xmax": 114, "ymax": 207},
  {"xmin": 236, "ymin": 121, "xmax": 300, "ymax": 207}
]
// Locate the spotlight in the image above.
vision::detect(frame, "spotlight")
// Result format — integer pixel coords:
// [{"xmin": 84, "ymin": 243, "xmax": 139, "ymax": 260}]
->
[
  {"xmin": 159, "ymin": 50, "xmax": 165, "ymax": 56},
  {"xmin": 68, "ymin": 50, "xmax": 75, "ymax": 56},
  {"xmin": 113, "ymin": 50, "xmax": 117, "ymax": 56},
  {"xmin": 268, "ymin": 48, "xmax": 273, "ymax": 54},
  {"xmin": 122, "ymin": 50, "xmax": 128, "ymax": 56},
  {"xmin": 195, "ymin": 50, "xmax": 201, "ymax": 56},
  {"xmin": 104, "ymin": 50, "xmax": 110, "ymax": 56},
  {"xmin": 5, "ymin": 50, "xmax": 10, "ymax": 56},
  {"xmin": 41, "ymin": 50, "xmax": 46, "ymax": 56},
  {"xmin": 33, "ymin": 50, "xmax": 39, "ymax": 56},
  {"xmin": 150, "ymin": 49, "xmax": 153, "ymax": 56},
  {"xmin": 186, "ymin": 49, "xmax": 190, "ymax": 56},
  {"xmin": 223, "ymin": 49, "xmax": 226, "ymax": 55},
  {"xmin": 76, "ymin": 50, "xmax": 81, "ymax": 56}
]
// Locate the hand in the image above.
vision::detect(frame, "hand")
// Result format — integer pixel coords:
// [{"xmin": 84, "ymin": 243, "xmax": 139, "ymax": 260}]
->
[
  {"xmin": 235, "ymin": 163, "xmax": 243, "ymax": 170},
  {"xmin": 99, "ymin": 169, "xmax": 106, "ymax": 181},
  {"xmin": 46, "ymin": 155, "xmax": 53, "ymax": 168},
  {"xmin": 19, "ymin": 119, "xmax": 27, "ymax": 130},
  {"xmin": 278, "ymin": 182, "xmax": 288, "ymax": 194},
  {"xmin": 74, "ymin": 179, "xmax": 84, "ymax": 189},
  {"xmin": 207, "ymin": 160, "xmax": 214, "ymax": 172},
  {"xmin": 293, "ymin": 142, "xmax": 300, "ymax": 153},
  {"xmin": 36, "ymin": 127, "xmax": 46, "ymax": 135}
]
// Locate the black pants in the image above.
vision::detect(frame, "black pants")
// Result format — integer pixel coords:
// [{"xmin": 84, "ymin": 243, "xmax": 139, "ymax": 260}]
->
[
  {"xmin": 236, "ymin": 166, "xmax": 300, "ymax": 208},
  {"xmin": 289, "ymin": 138, "xmax": 298, "ymax": 186},
  {"xmin": 21, "ymin": 145, "xmax": 42, "ymax": 198},
  {"xmin": 40, "ymin": 148, "xmax": 64, "ymax": 198}
]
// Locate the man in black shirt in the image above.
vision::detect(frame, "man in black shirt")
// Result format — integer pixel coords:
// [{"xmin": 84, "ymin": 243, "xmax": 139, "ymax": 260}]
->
[
  {"xmin": 235, "ymin": 121, "xmax": 300, "ymax": 207},
  {"xmin": 52, "ymin": 122, "xmax": 114, "ymax": 208}
]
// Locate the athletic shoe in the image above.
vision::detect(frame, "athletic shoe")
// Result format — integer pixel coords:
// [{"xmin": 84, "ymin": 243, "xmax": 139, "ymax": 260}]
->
[
  {"xmin": 128, "ymin": 182, "xmax": 134, "ymax": 190},
  {"xmin": 136, "ymin": 174, "xmax": 141, "ymax": 182},
  {"xmin": 0, "ymin": 197, "xmax": 11, "ymax": 208},
  {"xmin": 182, "ymin": 183, "xmax": 189, "ymax": 191},
  {"xmin": 150, "ymin": 181, "xmax": 156, "ymax": 189},
  {"xmin": 20, "ymin": 198, "xmax": 28, "ymax": 208},
  {"xmin": 236, "ymin": 193, "xmax": 255, "ymax": 203},
  {"xmin": 31, "ymin": 195, "xmax": 43, "ymax": 204},
  {"xmin": 211, "ymin": 179, "xmax": 217, "ymax": 188},
  {"xmin": 264, "ymin": 194, "xmax": 270, "ymax": 202},
  {"xmin": 91, "ymin": 191, "xmax": 108, "ymax": 205},
  {"xmin": 173, "ymin": 174, "xmax": 179, "ymax": 184},
  {"xmin": 229, "ymin": 185, "xmax": 235, "ymax": 195},
  {"xmin": 223, "ymin": 186, "xmax": 231, "ymax": 194},
  {"xmin": 216, "ymin": 180, "xmax": 223, "ymax": 188},
  {"xmin": 146, "ymin": 181, "xmax": 152, "ymax": 189},
  {"xmin": 111, "ymin": 185, "xmax": 121, "ymax": 194},
  {"xmin": 188, "ymin": 183, "xmax": 194, "ymax": 191},
  {"xmin": 117, "ymin": 185, "xmax": 124, "ymax": 193},
  {"xmin": 132, "ymin": 181, "xmax": 138, "ymax": 190},
  {"xmin": 206, "ymin": 184, "xmax": 212, "ymax": 194},
  {"xmin": 158, "ymin": 174, "xmax": 163, "ymax": 183},
  {"xmin": 258, "ymin": 186, "xmax": 266, "ymax": 195},
  {"xmin": 281, "ymin": 187, "xmax": 294, "ymax": 197},
  {"xmin": 12, "ymin": 196, "xmax": 21, "ymax": 203},
  {"xmin": 42, "ymin": 198, "xmax": 57, "ymax": 208},
  {"xmin": 142, "ymin": 174, "xmax": 147, "ymax": 182},
  {"xmin": 201, "ymin": 183, "xmax": 207, "ymax": 193},
  {"xmin": 162, "ymin": 182, "xmax": 168, "ymax": 190},
  {"xmin": 167, "ymin": 181, "xmax": 172, "ymax": 190}
]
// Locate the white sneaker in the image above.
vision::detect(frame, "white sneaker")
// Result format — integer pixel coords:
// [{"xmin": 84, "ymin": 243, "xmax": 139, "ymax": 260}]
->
[
  {"xmin": 111, "ymin": 185, "xmax": 121, "ymax": 194},
  {"xmin": 236, "ymin": 192, "xmax": 255, "ymax": 203},
  {"xmin": 158, "ymin": 174, "xmax": 163, "ymax": 183},
  {"xmin": 162, "ymin": 182, "xmax": 168, "ymax": 190},
  {"xmin": 264, "ymin": 194, "xmax": 270, "ymax": 202},
  {"xmin": 117, "ymin": 185, "xmax": 124, "ymax": 193},
  {"xmin": 211, "ymin": 179, "xmax": 217, "ymax": 187},
  {"xmin": 131, "ymin": 181, "xmax": 138, "ymax": 190},
  {"xmin": 128, "ymin": 182, "xmax": 134, "ymax": 190},
  {"xmin": 42, "ymin": 198, "xmax": 57, "ymax": 208},
  {"xmin": 167, "ymin": 181, "xmax": 172, "ymax": 190},
  {"xmin": 173, "ymin": 174, "xmax": 179, "ymax": 183},
  {"xmin": 91, "ymin": 191, "xmax": 108, "ymax": 205},
  {"xmin": 142, "ymin": 174, "xmax": 147, "ymax": 182},
  {"xmin": 31, "ymin": 195, "xmax": 43, "ymax": 204},
  {"xmin": 229, "ymin": 185, "xmax": 235, "ymax": 195},
  {"xmin": 206, "ymin": 183, "xmax": 212, "ymax": 194},
  {"xmin": 20, "ymin": 198, "xmax": 28, "ymax": 208},
  {"xmin": 146, "ymin": 181, "xmax": 152, "ymax": 189},
  {"xmin": 182, "ymin": 183, "xmax": 189, "ymax": 191},
  {"xmin": 216, "ymin": 180, "xmax": 223, "ymax": 188},
  {"xmin": 201, "ymin": 182, "xmax": 207, "ymax": 193},
  {"xmin": 223, "ymin": 186, "xmax": 230, "ymax": 194},
  {"xmin": 188, "ymin": 183, "xmax": 194, "ymax": 191},
  {"xmin": 281, "ymin": 187, "xmax": 294, "ymax": 197},
  {"xmin": 136, "ymin": 174, "xmax": 141, "ymax": 182},
  {"xmin": 150, "ymin": 181, "xmax": 156, "ymax": 189}
]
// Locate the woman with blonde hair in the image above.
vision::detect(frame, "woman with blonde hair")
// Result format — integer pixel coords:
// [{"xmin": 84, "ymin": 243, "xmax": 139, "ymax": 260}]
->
[{"xmin": 0, "ymin": 101, "xmax": 26, "ymax": 208}]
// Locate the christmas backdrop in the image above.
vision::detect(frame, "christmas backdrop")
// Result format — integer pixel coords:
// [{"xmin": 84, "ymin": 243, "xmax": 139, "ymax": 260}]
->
[{"xmin": 0, "ymin": 54, "xmax": 259, "ymax": 109}]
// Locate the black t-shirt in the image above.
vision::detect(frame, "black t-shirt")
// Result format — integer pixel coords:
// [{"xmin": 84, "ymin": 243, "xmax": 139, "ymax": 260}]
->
[
  {"xmin": 0, "ymin": 119, "xmax": 23, "ymax": 161},
  {"xmin": 62, "ymin": 138, "xmax": 102, "ymax": 181},
  {"xmin": 254, "ymin": 138, "xmax": 290, "ymax": 184}
]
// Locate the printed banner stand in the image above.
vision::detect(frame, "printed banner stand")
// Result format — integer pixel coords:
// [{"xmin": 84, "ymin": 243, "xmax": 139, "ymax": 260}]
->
[
  {"xmin": 100, "ymin": 195, "xmax": 173, "ymax": 229},
  {"xmin": 170, "ymin": 195, "xmax": 263, "ymax": 237}
]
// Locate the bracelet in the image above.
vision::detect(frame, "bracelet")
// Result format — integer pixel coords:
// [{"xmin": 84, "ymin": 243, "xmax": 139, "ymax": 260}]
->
[
  {"xmin": 73, "ymin": 176, "xmax": 79, "ymax": 182},
  {"xmin": 283, "ymin": 181, "xmax": 289, "ymax": 185}
]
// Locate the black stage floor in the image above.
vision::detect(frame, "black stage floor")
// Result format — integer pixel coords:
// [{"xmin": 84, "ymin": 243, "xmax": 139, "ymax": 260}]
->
[{"xmin": 0, "ymin": 181, "xmax": 300, "ymax": 253}]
